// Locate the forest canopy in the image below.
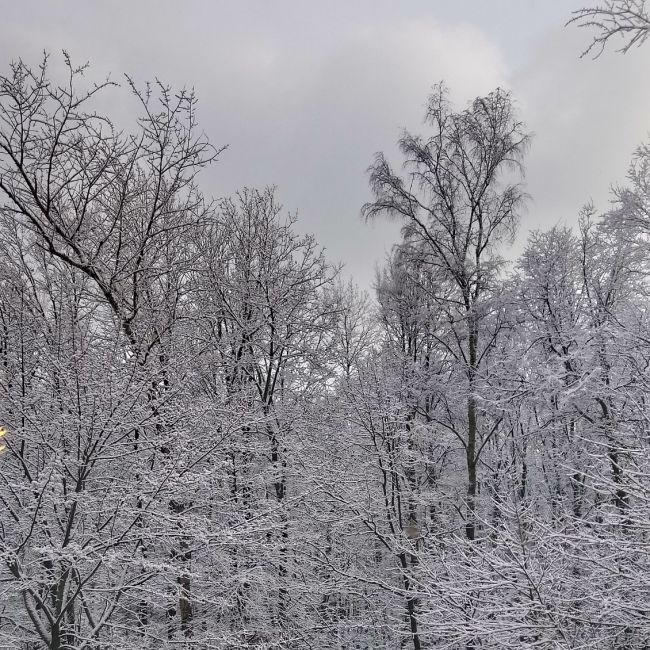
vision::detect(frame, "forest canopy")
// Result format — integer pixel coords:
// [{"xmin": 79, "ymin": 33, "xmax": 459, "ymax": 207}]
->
[{"xmin": 1, "ymin": 3, "xmax": 650, "ymax": 647}]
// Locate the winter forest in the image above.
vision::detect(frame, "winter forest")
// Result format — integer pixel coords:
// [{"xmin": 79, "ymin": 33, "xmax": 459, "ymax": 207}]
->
[{"xmin": 1, "ymin": 2, "xmax": 650, "ymax": 649}]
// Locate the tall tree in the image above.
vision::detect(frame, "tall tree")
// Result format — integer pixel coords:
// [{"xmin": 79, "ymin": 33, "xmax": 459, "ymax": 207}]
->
[{"xmin": 363, "ymin": 84, "xmax": 530, "ymax": 542}]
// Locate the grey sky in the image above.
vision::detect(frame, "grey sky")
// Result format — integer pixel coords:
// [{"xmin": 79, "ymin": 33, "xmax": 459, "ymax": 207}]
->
[{"xmin": 3, "ymin": 1, "xmax": 649, "ymax": 287}]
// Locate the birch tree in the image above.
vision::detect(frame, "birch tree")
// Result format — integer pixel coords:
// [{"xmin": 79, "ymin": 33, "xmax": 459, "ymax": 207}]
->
[{"xmin": 363, "ymin": 84, "xmax": 530, "ymax": 542}]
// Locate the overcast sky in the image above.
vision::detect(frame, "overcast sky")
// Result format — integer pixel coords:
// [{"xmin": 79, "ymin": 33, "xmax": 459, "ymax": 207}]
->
[{"xmin": 3, "ymin": 1, "xmax": 650, "ymax": 287}]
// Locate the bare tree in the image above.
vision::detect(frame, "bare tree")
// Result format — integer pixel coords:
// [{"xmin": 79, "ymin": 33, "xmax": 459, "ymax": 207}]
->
[
  {"xmin": 0, "ymin": 54, "xmax": 222, "ymax": 358},
  {"xmin": 363, "ymin": 84, "xmax": 530, "ymax": 543},
  {"xmin": 194, "ymin": 187, "xmax": 339, "ymax": 645},
  {"xmin": 0, "ymin": 54, "xmax": 223, "ymax": 646}
]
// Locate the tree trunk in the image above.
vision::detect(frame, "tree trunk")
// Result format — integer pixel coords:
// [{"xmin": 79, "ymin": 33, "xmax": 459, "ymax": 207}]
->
[
  {"xmin": 398, "ymin": 552, "xmax": 421, "ymax": 650},
  {"xmin": 466, "ymin": 318, "xmax": 479, "ymax": 542}
]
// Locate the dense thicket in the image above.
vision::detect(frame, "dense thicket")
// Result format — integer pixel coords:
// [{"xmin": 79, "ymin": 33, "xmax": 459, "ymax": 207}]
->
[{"xmin": 1, "ymin": 56, "xmax": 649, "ymax": 649}]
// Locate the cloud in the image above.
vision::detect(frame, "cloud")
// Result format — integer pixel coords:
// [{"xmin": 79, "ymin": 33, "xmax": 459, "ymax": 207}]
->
[
  {"xmin": 1, "ymin": 2, "xmax": 646, "ymax": 286},
  {"xmin": 196, "ymin": 16, "xmax": 509, "ymax": 287},
  {"xmin": 511, "ymin": 24, "xmax": 650, "ymax": 253}
]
